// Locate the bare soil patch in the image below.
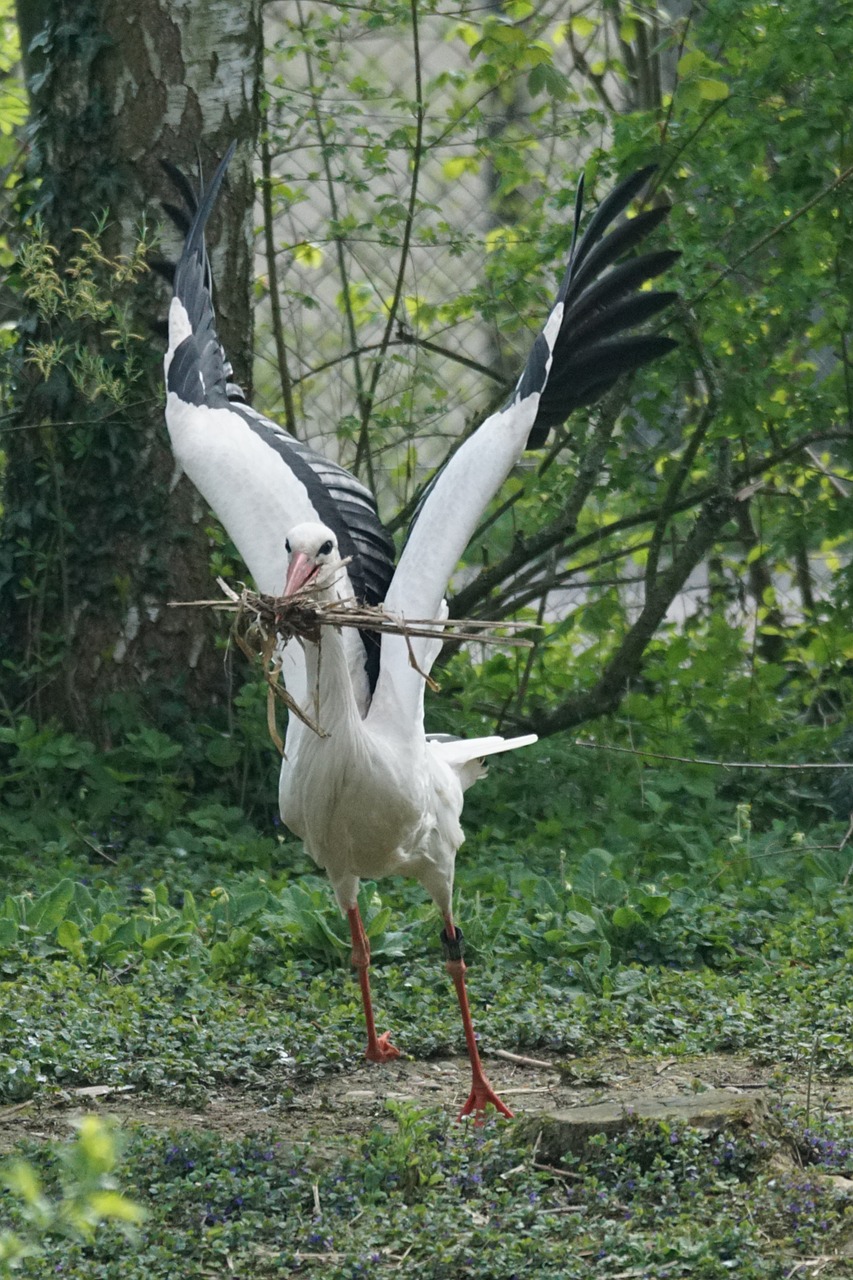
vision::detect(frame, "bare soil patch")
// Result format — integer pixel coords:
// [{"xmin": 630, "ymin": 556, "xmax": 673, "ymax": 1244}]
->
[{"xmin": 2, "ymin": 1051, "xmax": 851, "ymax": 1154}]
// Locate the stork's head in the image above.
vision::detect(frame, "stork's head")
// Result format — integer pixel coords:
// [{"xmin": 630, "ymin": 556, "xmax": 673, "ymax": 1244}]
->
[{"xmin": 283, "ymin": 522, "xmax": 342, "ymax": 598}]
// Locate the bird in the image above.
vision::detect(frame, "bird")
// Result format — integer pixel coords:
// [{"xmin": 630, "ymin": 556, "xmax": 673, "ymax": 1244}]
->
[{"xmin": 162, "ymin": 143, "xmax": 679, "ymax": 1118}]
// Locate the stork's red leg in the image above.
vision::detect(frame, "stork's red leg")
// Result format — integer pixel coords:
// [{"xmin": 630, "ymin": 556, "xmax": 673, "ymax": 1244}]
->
[
  {"xmin": 347, "ymin": 906, "xmax": 400, "ymax": 1063},
  {"xmin": 443, "ymin": 915, "xmax": 513, "ymax": 1121}
]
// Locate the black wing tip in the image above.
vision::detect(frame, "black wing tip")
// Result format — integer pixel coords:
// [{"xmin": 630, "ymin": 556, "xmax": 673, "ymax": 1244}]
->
[
  {"xmin": 609, "ymin": 161, "xmax": 659, "ymax": 196},
  {"xmin": 574, "ymin": 160, "xmax": 657, "ymax": 207},
  {"xmin": 163, "ymin": 141, "xmax": 239, "ymax": 268},
  {"xmin": 183, "ymin": 141, "xmax": 238, "ymax": 254},
  {"xmin": 165, "ymin": 142, "xmax": 240, "ymax": 407},
  {"xmin": 629, "ymin": 247, "xmax": 682, "ymax": 284},
  {"xmin": 522, "ymin": 164, "xmax": 680, "ymax": 445}
]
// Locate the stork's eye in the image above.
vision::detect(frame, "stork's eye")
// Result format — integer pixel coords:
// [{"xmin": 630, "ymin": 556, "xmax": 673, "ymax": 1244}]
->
[
  {"xmin": 285, "ymin": 538, "xmax": 291, "ymax": 554},
  {"xmin": 319, "ymin": 540, "xmax": 334, "ymax": 557}
]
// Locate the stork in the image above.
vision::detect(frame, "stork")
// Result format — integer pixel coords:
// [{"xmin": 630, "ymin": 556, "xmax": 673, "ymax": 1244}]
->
[{"xmin": 163, "ymin": 144, "xmax": 678, "ymax": 1118}]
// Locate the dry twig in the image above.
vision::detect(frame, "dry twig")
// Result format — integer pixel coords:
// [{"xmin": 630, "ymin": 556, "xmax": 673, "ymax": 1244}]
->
[{"xmin": 169, "ymin": 579, "xmax": 537, "ymax": 748}]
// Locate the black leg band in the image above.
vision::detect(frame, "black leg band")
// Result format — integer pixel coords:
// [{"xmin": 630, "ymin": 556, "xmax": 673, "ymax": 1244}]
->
[{"xmin": 440, "ymin": 925, "xmax": 465, "ymax": 962}]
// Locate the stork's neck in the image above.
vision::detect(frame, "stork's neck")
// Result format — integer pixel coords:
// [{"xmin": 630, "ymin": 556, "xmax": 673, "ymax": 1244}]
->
[{"xmin": 301, "ymin": 621, "xmax": 362, "ymax": 736}]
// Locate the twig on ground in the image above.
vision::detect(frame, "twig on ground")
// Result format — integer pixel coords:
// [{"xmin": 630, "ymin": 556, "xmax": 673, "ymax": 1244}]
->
[{"xmin": 493, "ymin": 1049, "xmax": 556, "ymax": 1070}]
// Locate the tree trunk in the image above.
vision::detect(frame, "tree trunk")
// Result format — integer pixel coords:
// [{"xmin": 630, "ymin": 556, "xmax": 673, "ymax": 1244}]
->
[{"xmin": 2, "ymin": 0, "xmax": 262, "ymax": 739}]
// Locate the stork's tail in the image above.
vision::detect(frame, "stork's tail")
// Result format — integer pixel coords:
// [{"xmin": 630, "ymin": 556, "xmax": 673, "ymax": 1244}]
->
[{"xmin": 428, "ymin": 732, "xmax": 538, "ymax": 791}]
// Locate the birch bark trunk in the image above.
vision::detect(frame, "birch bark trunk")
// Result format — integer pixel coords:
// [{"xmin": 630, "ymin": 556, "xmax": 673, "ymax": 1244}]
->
[{"xmin": 3, "ymin": 0, "xmax": 262, "ymax": 736}]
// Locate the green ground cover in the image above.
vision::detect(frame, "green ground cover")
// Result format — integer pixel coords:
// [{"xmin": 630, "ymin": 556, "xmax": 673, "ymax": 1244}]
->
[{"xmin": 1, "ymin": 734, "xmax": 852, "ymax": 1276}]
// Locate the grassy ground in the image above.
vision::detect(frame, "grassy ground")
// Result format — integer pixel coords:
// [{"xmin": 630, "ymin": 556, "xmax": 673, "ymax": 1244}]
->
[{"xmin": 1, "ymin": 740, "xmax": 852, "ymax": 1276}]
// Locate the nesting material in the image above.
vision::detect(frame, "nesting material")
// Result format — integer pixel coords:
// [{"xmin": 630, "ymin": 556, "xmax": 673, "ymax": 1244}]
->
[{"xmin": 170, "ymin": 578, "xmax": 536, "ymax": 750}]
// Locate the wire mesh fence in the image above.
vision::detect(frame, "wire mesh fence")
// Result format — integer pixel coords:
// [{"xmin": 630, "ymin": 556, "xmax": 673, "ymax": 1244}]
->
[{"xmin": 257, "ymin": 0, "xmax": 629, "ymax": 517}]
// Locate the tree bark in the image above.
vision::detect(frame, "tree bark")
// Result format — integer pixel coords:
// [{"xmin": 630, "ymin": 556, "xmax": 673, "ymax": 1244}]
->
[{"xmin": 3, "ymin": 0, "xmax": 262, "ymax": 738}]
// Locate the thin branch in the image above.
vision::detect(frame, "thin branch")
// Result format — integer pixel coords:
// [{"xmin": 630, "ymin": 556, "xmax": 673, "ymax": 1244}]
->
[
  {"xmin": 353, "ymin": 0, "xmax": 425, "ymax": 483},
  {"xmin": 492, "ymin": 540, "xmax": 653, "ymax": 618},
  {"xmin": 565, "ymin": 25, "xmax": 617, "ymax": 113},
  {"xmin": 290, "ymin": 332, "xmax": 506, "ymax": 390},
  {"xmin": 571, "ymin": 739, "xmax": 853, "ymax": 772},
  {"xmin": 260, "ymin": 117, "xmax": 298, "ymax": 436},
  {"xmin": 508, "ymin": 552, "xmax": 551, "ymax": 723},
  {"xmin": 449, "ymin": 426, "xmax": 853, "ymax": 621},
  {"xmin": 449, "ymin": 387, "xmax": 627, "ymax": 618},
  {"xmin": 803, "ymin": 445, "xmax": 851, "ymax": 498},
  {"xmin": 645, "ymin": 315, "xmax": 720, "ymax": 591},
  {"xmin": 840, "ymin": 815, "xmax": 853, "ymax": 887},
  {"xmin": 403, "ymin": 332, "xmax": 506, "ymax": 383}
]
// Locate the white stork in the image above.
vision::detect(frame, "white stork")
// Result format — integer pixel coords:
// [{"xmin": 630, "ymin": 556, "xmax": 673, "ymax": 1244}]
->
[{"xmin": 162, "ymin": 144, "xmax": 678, "ymax": 1118}]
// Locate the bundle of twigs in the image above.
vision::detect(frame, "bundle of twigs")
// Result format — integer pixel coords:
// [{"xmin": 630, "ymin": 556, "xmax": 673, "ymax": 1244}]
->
[{"xmin": 169, "ymin": 577, "xmax": 537, "ymax": 749}]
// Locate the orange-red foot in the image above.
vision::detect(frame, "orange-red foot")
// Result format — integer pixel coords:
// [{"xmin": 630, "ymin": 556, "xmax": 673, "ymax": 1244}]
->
[
  {"xmin": 458, "ymin": 1076, "xmax": 514, "ymax": 1122},
  {"xmin": 365, "ymin": 1031, "xmax": 401, "ymax": 1064}
]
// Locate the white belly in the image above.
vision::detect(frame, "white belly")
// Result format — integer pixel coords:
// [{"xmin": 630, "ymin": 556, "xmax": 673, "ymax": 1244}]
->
[{"xmin": 280, "ymin": 723, "xmax": 423, "ymax": 873}]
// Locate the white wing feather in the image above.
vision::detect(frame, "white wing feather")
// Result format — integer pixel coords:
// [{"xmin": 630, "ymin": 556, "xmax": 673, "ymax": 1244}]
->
[{"xmin": 367, "ymin": 308, "xmax": 561, "ymax": 733}]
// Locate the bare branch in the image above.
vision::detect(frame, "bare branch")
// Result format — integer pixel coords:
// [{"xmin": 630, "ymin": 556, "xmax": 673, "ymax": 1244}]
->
[
  {"xmin": 449, "ymin": 424, "xmax": 852, "ymax": 623},
  {"xmin": 565, "ymin": 24, "xmax": 618, "ymax": 113},
  {"xmin": 517, "ymin": 459, "xmax": 736, "ymax": 738}
]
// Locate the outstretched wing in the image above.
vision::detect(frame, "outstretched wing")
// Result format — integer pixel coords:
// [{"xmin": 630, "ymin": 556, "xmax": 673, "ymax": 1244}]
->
[
  {"xmin": 162, "ymin": 144, "xmax": 396, "ymax": 698},
  {"xmin": 368, "ymin": 165, "xmax": 678, "ymax": 730}
]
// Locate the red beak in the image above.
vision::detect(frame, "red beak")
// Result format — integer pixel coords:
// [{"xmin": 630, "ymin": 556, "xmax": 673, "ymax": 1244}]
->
[{"xmin": 283, "ymin": 551, "xmax": 318, "ymax": 597}]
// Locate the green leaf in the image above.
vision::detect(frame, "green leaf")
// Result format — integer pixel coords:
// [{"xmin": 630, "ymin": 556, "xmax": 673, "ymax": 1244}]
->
[
  {"xmin": 503, "ymin": 0, "xmax": 533, "ymax": 18},
  {"xmin": 697, "ymin": 77, "xmax": 730, "ymax": 100},
  {"xmin": 365, "ymin": 906, "xmax": 392, "ymax": 937},
  {"xmin": 292, "ymin": 241, "xmax": 324, "ymax": 268},
  {"xmin": 24, "ymin": 880, "xmax": 76, "ymax": 932},
  {"xmin": 141, "ymin": 933, "xmax": 179, "ymax": 957},
  {"xmin": 566, "ymin": 910, "xmax": 599, "ymax": 934},
  {"xmin": 205, "ymin": 737, "xmax": 242, "ymax": 769},
  {"xmin": 442, "ymin": 155, "xmax": 482, "ymax": 180},
  {"xmin": 87, "ymin": 1190, "xmax": 146, "ymax": 1224},
  {"xmin": 0, "ymin": 918, "xmax": 18, "ymax": 948},
  {"xmin": 228, "ymin": 891, "xmax": 269, "ymax": 925},
  {"xmin": 677, "ymin": 49, "xmax": 706, "ymax": 76},
  {"xmin": 528, "ymin": 63, "xmax": 569, "ymax": 100},
  {"xmin": 612, "ymin": 906, "xmax": 644, "ymax": 930},
  {"xmin": 56, "ymin": 919, "xmax": 85, "ymax": 960},
  {"xmin": 639, "ymin": 893, "xmax": 672, "ymax": 919},
  {"xmin": 570, "ymin": 14, "xmax": 597, "ymax": 37}
]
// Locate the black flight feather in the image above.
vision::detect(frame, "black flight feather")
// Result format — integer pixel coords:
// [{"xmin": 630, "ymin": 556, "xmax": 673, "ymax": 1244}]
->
[
  {"xmin": 509, "ymin": 165, "xmax": 679, "ymax": 449},
  {"xmin": 164, "ymin": 144, "xmax": 396, "ymax": 689}
]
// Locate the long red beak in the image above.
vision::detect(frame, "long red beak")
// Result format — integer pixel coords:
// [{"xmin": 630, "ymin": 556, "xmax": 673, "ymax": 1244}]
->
[{"xmin": 283, "ymin": 551, "xmax": 318, "ymax": 598}]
